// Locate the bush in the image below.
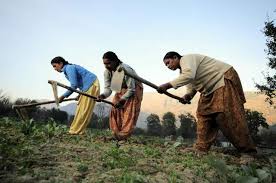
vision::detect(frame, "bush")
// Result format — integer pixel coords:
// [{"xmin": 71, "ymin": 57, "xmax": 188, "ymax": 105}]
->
[
  {"xmin": 0, "ymin": 90, "xmax": 13, "ymax": 117},
  {"xmin": 146, "ymin": 113, "xmax": 162, "ymax": 136}
]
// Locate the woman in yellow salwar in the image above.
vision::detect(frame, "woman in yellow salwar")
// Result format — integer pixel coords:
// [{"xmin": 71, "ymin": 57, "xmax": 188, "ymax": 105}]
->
[
  {"xmin": 98, "ymin": 51, "xmax": 143, "ymax": 141},
  {"xmin": 51, "ymin": 56, "xmax": 100, "ymax": 135}
]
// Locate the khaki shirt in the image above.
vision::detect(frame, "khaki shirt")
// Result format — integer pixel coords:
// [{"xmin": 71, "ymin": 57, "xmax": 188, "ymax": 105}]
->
[{"xmin": 170, "ymin": 54, "xmax": 232, "ymax": 97}]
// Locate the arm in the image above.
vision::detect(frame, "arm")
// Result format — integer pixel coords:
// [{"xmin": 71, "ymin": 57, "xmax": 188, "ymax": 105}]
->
[
  {"xmin": 62, "ymin": 66, "xmax": 78, "ymax": 98},
  {"xmin": 120, "ymin": 66, "xmax": 136, "ymax": 100},
  {"xmin": 121, "ymin": 76, "xmax": 136, "ymax": 100},
  {"xmin": 112, "ymin": 66, "xmax": 136, "ymax": 108},
  {"xmin": 169, "ymin": 57, "xmax": 197, "ymax": 89},
  {"xmin": 184, "ymin": 83, "xmax": 197, "ymax": 100}
]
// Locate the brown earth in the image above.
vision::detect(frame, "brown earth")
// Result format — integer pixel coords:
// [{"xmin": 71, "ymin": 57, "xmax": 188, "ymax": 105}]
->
[{"xmin": 1, "ymin": 118, "xmax": 276, "ymax": 182}]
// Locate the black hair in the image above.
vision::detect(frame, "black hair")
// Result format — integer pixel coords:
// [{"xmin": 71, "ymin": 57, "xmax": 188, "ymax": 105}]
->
[
  {"xmin": 51, "ymin": 56, "xmax": 70, "ymax": 65},
  {"xmin": 163, "ymin": 51, "xmax": 182, "ymax": 60},
  {"xmin": 102, "ymin": 51, "xmax": 122, "ymax": 64}
]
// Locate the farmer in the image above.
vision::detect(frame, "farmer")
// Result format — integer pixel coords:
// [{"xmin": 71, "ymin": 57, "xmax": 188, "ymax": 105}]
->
[
  {"xmin": 98, "ymin": 51, "xmax": 143, "ymax": 140},
  {"xmin": 157, "ymin": 51, "xmax": 256, "ymax": 153},
  {"xmin": 51, "ymin": 56, "xmax": 100, "ymax": 135}
]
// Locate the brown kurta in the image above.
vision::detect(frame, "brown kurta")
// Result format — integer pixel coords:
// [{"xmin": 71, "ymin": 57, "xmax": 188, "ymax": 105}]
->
[
  {"xmin": 110, "ymin": 83, "xmax": 143, "ymax": 140},
  {"xmin": 194, "ymin": 67, "xmax": 256, "ymax": 152}
]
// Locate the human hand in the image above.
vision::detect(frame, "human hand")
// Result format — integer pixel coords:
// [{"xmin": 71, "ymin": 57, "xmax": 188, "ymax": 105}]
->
[
  {"xmin": 179, "ymin": 94, "xmax": 192, "ymax": 104},
  {"xmin": 97, "ymin": 94, "xmax": 106, "ymax": 101},
  {"xmin": 157, "ymin": 83, "xmax": 172, "ymax": 94},
  {"xmin": 76, "ymin": 94, "xmax": 80, "ymax": 101},
  {"xmin": 114, "ymin": 99, "xmax": 126, "ymax": 109},
  {"xmin": 58, "ymin": 96, "xmax": 65, "ymax": 103}
]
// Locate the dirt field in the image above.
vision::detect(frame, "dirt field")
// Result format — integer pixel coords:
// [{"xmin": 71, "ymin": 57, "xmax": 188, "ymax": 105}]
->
[{"xmin": 0, "ymin": 117, "xmax": 275, "ymax": 183}]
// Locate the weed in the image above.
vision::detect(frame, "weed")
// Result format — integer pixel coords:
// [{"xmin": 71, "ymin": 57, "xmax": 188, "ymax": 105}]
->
[
  {"xmin": 206, "ymin": 155, "xmax": 274, "ymax": 183},
  {"xmin": 1, "ymin": 117, "xmax": 276, "ymax": 182},
  {"xmin": 168, "ymin": 171, "xmax": 180, "ymax": 183},
  {"xmin": 102, "ymin": 146, "xmax": 136, "ymax": 169},
  {"xmin": 238, "ymin": 163, "xmax": 272, "ymax": 183},
  {"xmin": 20, "ymin": 119, "xmax": 35, "ymax": 135},
  {"xmin": 143, "ymin": 147, "xmax": 161, "ymax": 158},
  {"xmin": 118, "ymin": 171, "xmax": 146, "ymax": 183},
  {"xmin": 44, "ymin": 118, "xmax": 66, "ymax": 138},
  {"xmin": 206, "ymin": 155, "xmax": 228, "ymax": 176},
  {"xmin": 77, "ymin": 163, "xmax": 88, "ymax": 173}
]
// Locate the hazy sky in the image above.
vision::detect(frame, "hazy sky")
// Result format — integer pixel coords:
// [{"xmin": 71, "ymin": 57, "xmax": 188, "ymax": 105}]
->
[{"xmin": 1, "ymin": 0, "xmax": 275, "ymax": 101}]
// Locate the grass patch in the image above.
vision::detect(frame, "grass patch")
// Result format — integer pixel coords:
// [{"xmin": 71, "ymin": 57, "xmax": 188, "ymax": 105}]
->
[{"xmin": 0, "ymin": 117, "xmax": 276, "ymax": 182}]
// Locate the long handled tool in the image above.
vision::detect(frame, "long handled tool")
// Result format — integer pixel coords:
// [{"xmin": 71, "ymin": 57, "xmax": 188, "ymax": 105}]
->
[
  {"xmin": 119, "ymin": 68, "xmax": 190, "ymax": 104},
  {"xmin": 48, "ymin": 80, "xmax": 114, "ymax": 106},
  {"xmin": 12, "ymin": 97, "xmax": 77, "ymax": 121},
  {"xmin": 12, "ymin": 98, "xmax": 77, "ymax": 109}
]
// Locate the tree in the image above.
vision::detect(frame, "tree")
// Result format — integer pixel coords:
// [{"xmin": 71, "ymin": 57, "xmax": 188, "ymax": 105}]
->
[
  {"xmin": 49, "ymin": 108, "xmax": 68, "ymax": 123},
  {"xmin": 245, "ymin": 109, "xmax": 269, "ymax": 143},
  {"xmin": 132, "ymin": 127, "xmax": 146, "ymax": 135},
  {"xmin": 0, "ymin": 92, "xmax": 69, "ymax": 123},
  {"xmin": 259, "ymin": 124, "xmax": 276, "ymax": 147},
  {"xmin": 256, "ymin": 15, "xmax": 276, "ymax": 106},
  {"xmin": 89, "ymin": 113, "xmax": 99, "ymax": 128},
  {"xmin": 146, "ymin": 113, "xmax": 162, "ymax": 136},
  {"xmin": 100, "ymin": 116, "xmax": 110, "ymax": 129},
  {"xmin": 162, "ymin": 112, "xmax": 176, "ymax": 137},
  {"xmin": 14, "ymin": 98, "xmax": 38, "ymax": 119},
  {"xmin": 177, "ymin": 113, "xmax": 197, "ymax": 138},
  {"xmin": 0, "ymin": 90, "xmax": 12, "ymax": 117},
  {"xmin": 89, "ymin": 113, "xmax": 109, "ymax": 129},
  {"xmin": 95, "ymin": 104, "xmax": 110, "ymax": 129}
]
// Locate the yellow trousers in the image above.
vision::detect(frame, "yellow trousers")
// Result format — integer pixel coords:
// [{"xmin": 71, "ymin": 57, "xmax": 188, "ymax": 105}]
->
[{"xmin": 69, "ymin": 79, "xmax": 100, "ymax": 135}]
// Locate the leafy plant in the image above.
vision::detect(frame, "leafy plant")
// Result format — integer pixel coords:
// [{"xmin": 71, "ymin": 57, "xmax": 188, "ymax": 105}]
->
[
  {"xmin": 143, "ymin": 147, "xmax": 161, "ymax": 158},
  {"xmin": 207, "ymin": 156, "xmax": 228, "ymax": 176},
  {"xmin": 235, "ymin": 176, "xmax": 258, "ymax": 183},
  {"xmin": 234, "ymin": 167, "xmax": 271, "ymax": 183},
  {"xmin": 118, "ymin": 171, "xmax": 146, "ymax": 183},
  {"xmin": 102, "ymin": 146, "xmax": 136, "ymax": 169},
  {"xmin": 42, "ymin": 118, "xmax": 67, "ymax": 138},
  {"xmin": 168, "ymin": 171, "xmax": 179, "ymax": 183},
  {"xmin": 20, "ymin": 119, "xmax": 35, "ymax": 135},
  {"xmin": 77, "ymin": 163, "xmax": 88, "ymax": 173}
]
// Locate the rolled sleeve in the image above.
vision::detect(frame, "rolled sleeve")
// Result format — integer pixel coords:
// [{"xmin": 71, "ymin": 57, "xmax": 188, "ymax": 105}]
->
[
  {"xmin": 170, "ymin": 69, "xmax": 194, "ymax": 89},
  {"xmin": 120, "ymin": 65, "xmax": 136, "ymax": 100},
  {"xmin": 121, "ymin": 76, "xmax": 136, "ymax": 100}
]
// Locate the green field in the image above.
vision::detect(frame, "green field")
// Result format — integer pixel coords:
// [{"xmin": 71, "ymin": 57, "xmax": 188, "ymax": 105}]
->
[{"xmin": 0, "ymin": 117, "xmax": 275, "ymax": 183}]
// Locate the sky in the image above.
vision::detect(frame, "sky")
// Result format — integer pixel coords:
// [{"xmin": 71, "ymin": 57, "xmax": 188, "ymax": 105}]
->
[{"xmin": 0, "ymin": 0, "xmax": 275, "ymax": 101}]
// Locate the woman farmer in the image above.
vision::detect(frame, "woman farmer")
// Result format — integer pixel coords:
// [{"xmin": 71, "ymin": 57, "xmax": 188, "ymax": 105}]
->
[
  {"xmin": 98, "ymin": 51, "xmax": 143, "ymax": 140},
  {"xmin": 157, "ymin": 51, "xmax": 256, "ymax": 153},
  {"xmin": 51, "ymin": 56, "xmax": 100, "ymax": 135}
]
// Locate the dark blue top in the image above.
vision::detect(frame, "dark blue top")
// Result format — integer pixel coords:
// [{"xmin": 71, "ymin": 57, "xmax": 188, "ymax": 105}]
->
[{"xmin": 61, "ymin": 64, "xmax": 97, "ymax": 97}]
